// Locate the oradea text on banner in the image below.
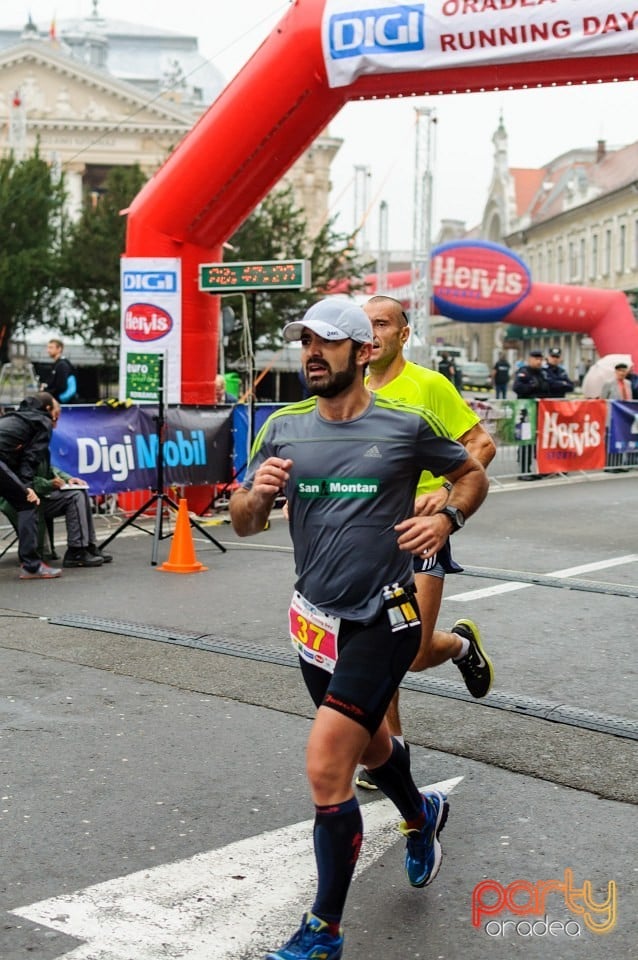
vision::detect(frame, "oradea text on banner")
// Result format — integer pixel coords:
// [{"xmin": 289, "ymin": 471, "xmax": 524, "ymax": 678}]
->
[{"xmin": 321, "ymin": 1, "xmax": 638, "ymax": 89}]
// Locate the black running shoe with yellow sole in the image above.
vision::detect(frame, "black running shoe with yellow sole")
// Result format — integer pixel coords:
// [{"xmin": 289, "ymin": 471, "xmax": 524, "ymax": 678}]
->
[
  {"xmin": 452, "ymin": 619, "xmax": 494, "ymax": 698},
  {"xmin": 355, "ymin": 767, "xmax": 378, "ymax": 791}
]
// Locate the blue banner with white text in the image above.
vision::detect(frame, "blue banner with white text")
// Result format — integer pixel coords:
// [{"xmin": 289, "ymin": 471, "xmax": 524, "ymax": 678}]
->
[
  {"xmin": 607, "ymin": 400, "xmax": 638, "ymax": 454},
  {"xmin": 50, "ymin": 405, "xmax": 233, "ymax": 494}
]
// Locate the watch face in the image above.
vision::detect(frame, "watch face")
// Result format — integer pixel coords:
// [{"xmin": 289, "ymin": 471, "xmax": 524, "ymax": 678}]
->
[{"xmin": 445, "ymin": 506, "xmax": 464, "ymax": 529}]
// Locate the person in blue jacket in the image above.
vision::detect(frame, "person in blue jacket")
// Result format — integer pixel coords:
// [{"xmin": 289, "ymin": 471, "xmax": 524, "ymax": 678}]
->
[
  {"xmin": 544, "ymin": 347, "xmax": 574, "ymax": 398},
  {"xmin": 41, "ymin": 338, "xmax": 78, "ymax": 403}
]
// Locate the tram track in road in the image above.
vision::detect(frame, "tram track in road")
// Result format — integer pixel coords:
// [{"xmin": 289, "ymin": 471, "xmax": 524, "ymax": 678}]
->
[
  {"xmin": 8, "ymin": 607, "xmax": 634, "ymax": 805},
  {"xmin": 47, "ymin": 612, "xmax": 638, "ymax": 744}
]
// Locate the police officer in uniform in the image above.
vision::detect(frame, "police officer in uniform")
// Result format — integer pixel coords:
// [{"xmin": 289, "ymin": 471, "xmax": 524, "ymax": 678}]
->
[
  {"xmin": 544, "ymin": 347, "xmax": 574, "ymax": 398},
  {"xmin": 512, "ymin": 349, "xmax": 550, "ymax": 479}
]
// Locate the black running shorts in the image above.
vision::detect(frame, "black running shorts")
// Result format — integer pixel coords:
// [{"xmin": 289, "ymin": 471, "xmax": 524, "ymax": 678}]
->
[{"xmin": 299, "ymin": 603, "xmax": 421, "ymax": 735}]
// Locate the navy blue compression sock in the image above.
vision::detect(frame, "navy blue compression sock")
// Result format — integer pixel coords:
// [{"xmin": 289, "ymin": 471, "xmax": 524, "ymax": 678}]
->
[
  {"xmin": 311, "ymin": 796, "xmax": 363, "ymax": 925},
  {"xmin": 365, "ymin": 737, "xmax": 424, "ymax": 823}
]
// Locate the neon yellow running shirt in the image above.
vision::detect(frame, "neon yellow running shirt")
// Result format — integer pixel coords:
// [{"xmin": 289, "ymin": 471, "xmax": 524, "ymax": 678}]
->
[{"xmin": 366, "ymin": 361, "xmax": 479, "ymax": 496}]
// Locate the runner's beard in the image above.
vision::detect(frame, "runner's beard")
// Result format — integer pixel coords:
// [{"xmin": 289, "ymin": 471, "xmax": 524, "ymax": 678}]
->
[{"xmin": 304, "ymin": 346, "xmax": 358, "ymax": 398}]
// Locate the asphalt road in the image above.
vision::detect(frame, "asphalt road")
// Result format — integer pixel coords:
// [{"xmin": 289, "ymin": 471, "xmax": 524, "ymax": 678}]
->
[{"xmin": 1, "ymin": 472, "xmax": 636, "ymax": 959}]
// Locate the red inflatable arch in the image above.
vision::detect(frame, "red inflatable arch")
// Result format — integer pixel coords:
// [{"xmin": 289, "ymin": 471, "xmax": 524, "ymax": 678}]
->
[
  {"xmin": 125, "ymin": 0, "xmax": 638, "ymax": 402},
  {"xmin": 358, "ymin": 260, "xmax": 638, "ymax": 359}
]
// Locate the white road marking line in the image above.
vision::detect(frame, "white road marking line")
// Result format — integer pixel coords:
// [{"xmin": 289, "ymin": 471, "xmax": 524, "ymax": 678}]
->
[
  {"xmin": 12, "ymin": 776, "xmax": 463, "ymax": 960},
  {"xmin": 447, "ymin": 555, "xmax": 638, "ymax": 602}
]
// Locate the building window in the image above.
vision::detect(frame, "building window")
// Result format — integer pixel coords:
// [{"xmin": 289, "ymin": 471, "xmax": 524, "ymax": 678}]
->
[
  {"xmin": 557, "ymin": 245, "xmax": 564, "ymax": 284},
  {"xmin": 618, "ymin": 223, "xmax": 627, "ymax": 274},
  {"xmin": 591, "ymin": 233, "xmax": 598, "ymax": 279},
  {"xmin": 604, "ymin": 228, "xmax": 612, "ymax": 276},
  {"xmin": 546, "ymin": 248, "xmax": 553, "ymax": 282},
  {"xmin": 537, "ymin": 249, "xmax": 543, "ymax": 281},
  {"xmin": 568, "ymin": 241, "xmax": 575, "ymax": 280},
  {"xmin": 579, "ymin": 238, "xmax": 586, "ymax": 280},
  {"xmin": 634, "ymin": 220, "xmax": 638, "ymax": 270}
]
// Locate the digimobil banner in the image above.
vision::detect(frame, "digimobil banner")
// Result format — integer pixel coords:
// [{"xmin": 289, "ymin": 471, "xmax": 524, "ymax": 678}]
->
[
  {"xmin": 50, "ymin": 406, "xmax": 232, "ymax": 494},
  {"xmin": 608, "ymin": 400, "xmax": 638, "ymax": 454},
  {"xmin": 119, "ymin": 257, "xmax": 182, "ymax": 404},
  {"xmin": 321, "ymin": 0, "xmax": 638, "ymax": 89},
  {"xmin": 536, "ymin": 399, "xmax": 607, "ymax": 473}
]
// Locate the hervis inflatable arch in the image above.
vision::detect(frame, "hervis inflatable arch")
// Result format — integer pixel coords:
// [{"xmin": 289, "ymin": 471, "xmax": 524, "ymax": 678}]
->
[{"xmin": 124, "ymin": 0, "xmax": 638, "ymax": 403}]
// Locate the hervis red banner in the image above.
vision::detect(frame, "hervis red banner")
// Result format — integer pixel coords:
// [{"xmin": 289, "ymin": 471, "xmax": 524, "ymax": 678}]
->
[{"xmin": 536, "ymin": 400, "xmax": 607, "ymax": 473}]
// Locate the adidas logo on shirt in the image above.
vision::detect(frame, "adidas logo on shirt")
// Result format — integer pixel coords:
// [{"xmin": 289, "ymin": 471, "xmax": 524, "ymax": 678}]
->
[{"xmin": 364, "ymin": 445, "xmax": 382, "ymax": 458}]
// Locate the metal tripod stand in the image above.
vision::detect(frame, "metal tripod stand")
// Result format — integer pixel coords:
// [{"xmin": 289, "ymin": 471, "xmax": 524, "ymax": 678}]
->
[{"xmin": 98, "ymin": 361, "xmax": 226, "ymax": 565}]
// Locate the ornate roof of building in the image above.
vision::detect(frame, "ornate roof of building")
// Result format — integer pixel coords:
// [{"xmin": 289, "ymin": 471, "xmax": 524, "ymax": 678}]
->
[
  {"xmin": 0, "ymin": 16, "xmax": 224, "ymax": 109},
  {"xmin": 0, "ymin": 39, "xmax": 198, "ymax": 125},
  {"xmin": 509, "ymin": 139, "xmax": 638, "ymax": 227}
]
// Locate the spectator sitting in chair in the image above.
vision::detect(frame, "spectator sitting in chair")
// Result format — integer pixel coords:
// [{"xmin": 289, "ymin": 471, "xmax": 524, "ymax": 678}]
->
[
  {"xmin": 35, "ymin": 401, "xmax": 112, "ymax": 568},
  {"xmin": 0, "ymin": 392, "xmax": 62, "ymax": 578},
  {"xmin": 0, "ymin": 460, "xmax": 55, "ymax": 577}
]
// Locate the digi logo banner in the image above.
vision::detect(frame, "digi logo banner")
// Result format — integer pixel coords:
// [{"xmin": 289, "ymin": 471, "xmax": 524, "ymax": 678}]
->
[
  {"xmin": 322, "ymin": 0, "xmax": 638, "ymax": 89},
  {"xmin": 328, "ymin": 3, "xmax": 425, "ymax": 60}
]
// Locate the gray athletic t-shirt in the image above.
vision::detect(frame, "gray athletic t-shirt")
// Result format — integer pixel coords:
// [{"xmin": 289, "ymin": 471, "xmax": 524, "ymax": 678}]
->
[{"xmin": 244, "ymin": 393, "xmax": 468, "ymax": 622}]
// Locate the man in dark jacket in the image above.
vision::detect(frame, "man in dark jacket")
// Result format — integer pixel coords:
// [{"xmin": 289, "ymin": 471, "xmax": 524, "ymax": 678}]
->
[
  {"xmin": 33, "ymin": 401, "xmax": 111, "ymax": 568},
  {"xmin": 512, "ymin": 349, "xmax": 551, "ymax": 400},
  {"xmin": 41, "ymin": 338, "xmax": 78, "ymax": 403},
  {"xmin": 0, "ymin": 459, "xmax": 37, "ymax": 506},
  {"xmin": 437, "ymin": 351, "xmax": 456, "ymax": 383},
  {"xmin": 512, "ymin": 349, "xmax": 550, "ymax": 480},
  {"xmin": 492, "ymin": 353, "xmax": 510, "ymax": 399},
  {"xmin": 544, "ymin": 347, "xmax": 574, "ymax": 397},
  {"xmin": 0, "ymin": 393, "xmax": 62, "ymax": 578}
]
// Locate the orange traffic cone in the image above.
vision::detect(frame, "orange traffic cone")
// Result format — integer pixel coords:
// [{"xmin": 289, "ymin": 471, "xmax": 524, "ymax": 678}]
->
[{"xmin": 159, "ymin": 498, "xmax": 208, "ymax": 574}]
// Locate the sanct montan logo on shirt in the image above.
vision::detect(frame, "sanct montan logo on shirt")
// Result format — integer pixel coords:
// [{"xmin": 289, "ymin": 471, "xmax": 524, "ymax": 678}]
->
[{"xmin": 297, "ymin": 478, "xmax": 380, "ymax": 498}]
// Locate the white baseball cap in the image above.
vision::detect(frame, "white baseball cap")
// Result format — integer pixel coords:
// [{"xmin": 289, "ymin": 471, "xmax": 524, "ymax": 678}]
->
[{"xmin": 283, "ymin": 298, "xmax": 373, "ymax": 344}]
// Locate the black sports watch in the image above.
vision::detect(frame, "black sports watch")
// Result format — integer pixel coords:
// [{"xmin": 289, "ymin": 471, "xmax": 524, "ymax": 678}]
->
[{"xmin": 438, "ymin": 505, "xmax": 465, "ymax": 532}]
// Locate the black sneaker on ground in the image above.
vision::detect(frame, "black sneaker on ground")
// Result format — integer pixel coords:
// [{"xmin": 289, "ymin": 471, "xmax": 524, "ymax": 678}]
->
[
  {"xmin": 452, "ymin": 619, "xmax": 494, "ymax": 698},
  {"xmin": 354, "ymin": 767, "xmax": 378, "ymax": 791},
  {"xmin": 63, "ymin": 548, "xmax": 104, "ymax": 568},
  {"xmin": 88, "ymin": 543, "xmax": 112, "ymax": 563}
]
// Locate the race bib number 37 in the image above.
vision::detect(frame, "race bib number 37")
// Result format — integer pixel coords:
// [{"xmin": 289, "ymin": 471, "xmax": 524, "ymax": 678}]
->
[{"xmin": 289, "ymin": 591, "xmax": 340, "ymax": 674}]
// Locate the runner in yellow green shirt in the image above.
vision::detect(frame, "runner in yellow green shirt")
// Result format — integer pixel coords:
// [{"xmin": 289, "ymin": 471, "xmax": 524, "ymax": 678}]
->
[{"xmin": 356, "ymin": 295, "xmax": 496, "ymax": 790}]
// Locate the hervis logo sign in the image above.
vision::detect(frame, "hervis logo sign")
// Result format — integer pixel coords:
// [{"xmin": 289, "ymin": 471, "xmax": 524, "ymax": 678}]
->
[
  {"xmin": 431, "ymin": 239, "xmax": 532, "ymax": 323},
  {"xmin": 124, "ymin": 303, "xmax": 174, "ymax": 342}
]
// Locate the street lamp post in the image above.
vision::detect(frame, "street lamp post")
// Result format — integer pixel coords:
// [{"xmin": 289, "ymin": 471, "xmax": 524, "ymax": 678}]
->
[{"xmin": 409, "ymin": 106, "xmax": 437, "ymax": 363}]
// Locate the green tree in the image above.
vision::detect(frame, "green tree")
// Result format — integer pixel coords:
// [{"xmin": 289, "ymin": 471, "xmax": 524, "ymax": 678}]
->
[
  {"xmin": 61, "ymin": 164, "xmax": 147, "ymax": 359},
  {"xmin": 0, "ymin": 149, "xmax": 67, "ymax": 362},
  {"xmin": 223, "ymin": 185, "xmax": 370, "ymax": 363}
]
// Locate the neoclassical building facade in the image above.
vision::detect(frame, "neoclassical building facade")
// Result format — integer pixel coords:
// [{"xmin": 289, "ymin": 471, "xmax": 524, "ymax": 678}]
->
[{"xmin": 0, "ymin": 9, "xmax": 341, "ymax": 238}]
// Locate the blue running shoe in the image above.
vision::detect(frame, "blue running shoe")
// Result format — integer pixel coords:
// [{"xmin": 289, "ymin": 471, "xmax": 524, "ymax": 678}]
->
[
  {"xmin": 264, "ymin": 912, "xmax": 344, "ymax": 960},
  {"xmin": 399, "ymin": 790, "xmax": 449, "ymax": 888}
]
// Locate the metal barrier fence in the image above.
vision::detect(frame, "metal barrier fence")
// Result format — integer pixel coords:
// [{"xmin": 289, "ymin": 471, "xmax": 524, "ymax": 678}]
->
[{"xmin": 465, "ymin": 396, "xmax": 638, "ymax": 483}]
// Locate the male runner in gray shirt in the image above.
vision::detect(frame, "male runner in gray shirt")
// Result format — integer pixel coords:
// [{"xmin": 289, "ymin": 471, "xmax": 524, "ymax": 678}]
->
[{"xmin": 230, "ymin": 298, "xmax": 488, "ymax": 960}]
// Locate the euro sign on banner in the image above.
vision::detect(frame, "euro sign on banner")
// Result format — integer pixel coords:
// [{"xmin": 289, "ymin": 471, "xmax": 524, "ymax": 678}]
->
[{"xmin": 536, "ymin": 400, "xmax": 607, "ymax": 473}]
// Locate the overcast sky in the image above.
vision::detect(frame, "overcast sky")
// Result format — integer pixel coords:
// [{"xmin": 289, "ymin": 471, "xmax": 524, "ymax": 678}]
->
[{"xmin": 17, "ymin": 1, "xmax": 638, "ymax": 250}]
